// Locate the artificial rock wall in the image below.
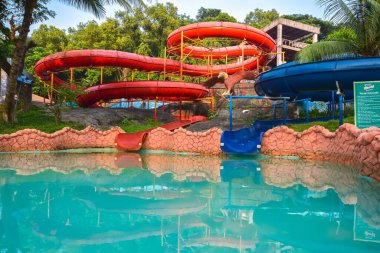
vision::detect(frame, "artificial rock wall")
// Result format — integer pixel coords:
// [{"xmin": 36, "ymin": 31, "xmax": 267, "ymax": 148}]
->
[
  {"xmin": 261, "ymin": 124, "xmax": 380, "ymax": 181},
  {"xmin": 0, "ymin": 127, "xmax": 124, "ymax": 152},
  {"xmin": 142, "ymin": 127, "xmax": 223, "ymax": 155}
]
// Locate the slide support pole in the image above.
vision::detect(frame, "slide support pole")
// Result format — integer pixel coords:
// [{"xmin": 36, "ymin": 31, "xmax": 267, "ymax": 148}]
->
[
  {"xmin": 229, "ymin": 96, "xmax": 233, "ymax": 130},
  {"xmin": 283, "ymin": 99, "xmax": 287, "ymax": 125},
  {"xmin": 331, "ymin": 91, "xmax": 335, "ymax": 119},
  {"xmin": 339, "ymin": 95, "xmax": 344, "ymax": 126},
  {"xmin": 50, "ymin": 72, "xmax": 54, "ymax": 106}
]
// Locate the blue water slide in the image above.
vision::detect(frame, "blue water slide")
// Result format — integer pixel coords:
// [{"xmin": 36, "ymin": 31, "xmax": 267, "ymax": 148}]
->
[
  {"xmin": 220, "ymin": 118, "xmax": 338, "ymax": 155},
  {"xmin": 221, "ymin": 57, "xmax": 380, "ymax": 155},
  {"xmin": 220, "ymin": 120, "xmax": 280, "ymax": 155},
  {"xmin": 220, "ymin": 127, "xmax": 261, "ymax": 154},
  {"xmin": 255, "ymin": 57, "xmax": 380, "ymax": 101}
]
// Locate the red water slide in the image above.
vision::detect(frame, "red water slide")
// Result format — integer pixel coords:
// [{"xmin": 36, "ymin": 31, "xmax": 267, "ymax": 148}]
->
[{"xmin": 34, "ymin": 22, "xmax": 276, "ymax": 107}]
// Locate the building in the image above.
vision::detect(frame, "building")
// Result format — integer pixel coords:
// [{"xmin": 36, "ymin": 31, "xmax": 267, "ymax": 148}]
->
[{"xmin": 262, "ymin": 18, "xmax": 321, "ymax": 66}]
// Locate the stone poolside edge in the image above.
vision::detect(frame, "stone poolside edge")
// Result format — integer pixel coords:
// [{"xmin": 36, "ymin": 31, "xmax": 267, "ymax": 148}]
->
[
  {"xmin": 261, "ymin": 123, "xmax": 380, "ymax": 181},
  {"xmin": 0, "ymin": 123, "xmax": 379, "ymax": 180}
]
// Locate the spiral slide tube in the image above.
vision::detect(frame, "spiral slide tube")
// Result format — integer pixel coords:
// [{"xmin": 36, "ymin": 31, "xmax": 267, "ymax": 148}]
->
[
  {"xmin": 35, "ymin": 22, "xmax": 276, "ymax": 107},
  {"xmin": 255, "ymin": 57, "xmax": 380, "ymax": 101}
]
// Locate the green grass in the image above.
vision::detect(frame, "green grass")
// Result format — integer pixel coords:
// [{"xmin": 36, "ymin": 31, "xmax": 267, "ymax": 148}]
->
[
  {"xmin": 0, "ymin": 106, "xmax": 84, "ymax": 134},
  {"xmin": 119, "ymin": 118, "xmax": 161, "ymax": 133},
  {"xmin": 288, "ymin": 116, "xmax": 354, "ymax": 132}
]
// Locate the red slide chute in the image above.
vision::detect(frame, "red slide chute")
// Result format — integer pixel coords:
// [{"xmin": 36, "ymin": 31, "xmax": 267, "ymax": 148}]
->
[{"xmin": 34, "ymin": 22, "xmax": 276, "ymax": 107}]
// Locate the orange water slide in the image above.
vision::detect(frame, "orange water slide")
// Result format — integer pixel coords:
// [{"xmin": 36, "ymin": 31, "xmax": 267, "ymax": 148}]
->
[
  {"xmin": 34, "ymin": 22, "xmax": 275, "ymax": 151},
  {"xmin": 34, "ymin": 22, "xmax": 276, "ymax": 107}
]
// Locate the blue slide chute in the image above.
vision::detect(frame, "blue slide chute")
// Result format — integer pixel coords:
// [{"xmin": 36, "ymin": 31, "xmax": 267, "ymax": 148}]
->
[
  {"xmin": 255, "ymin": 57, "xmax": 380, "ymax": 101},
  {"xmin": 220, "ymin": 127, "xmax": 261, "ymax": 155},
  {"xmin": 220, "ymin": 120, "xmax": 280, "ymax": 155}
]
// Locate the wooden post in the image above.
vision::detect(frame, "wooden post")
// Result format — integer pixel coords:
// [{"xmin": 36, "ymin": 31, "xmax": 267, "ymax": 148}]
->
[
  {"xmin": 70, "ymin": 68, "xmax": 74, "ymax": 89},
  {"xmin": 256, "ymin": 57, "xmax": 259, "ymax": 73},
  {"xmin": 50, "ymin": 72, "xmax": 54, "ymax": 106},
  {"xmin": 180, "ymin": 31, "xmax": 184, "ymax": 80},
  {"xmin": 211, "ymin": 94, "xmax": 215, "ymax": 112},
  {"xmin": 100, "ymin": 67, "xmax": 104, "ymax": 84},
  {"xmin": 241, "ymin": 40, "xmax": 245, "ymax": 71},
  {"xmin": 241, "ymin": 41, "xmax": 245, "ymax": 95},
  {"xmin": 163, "ymin": 47, "xmax": 167, "ymax": 80},
  {"xmin": 225, "ymin": 54, "xmax": 228, "ymax": 72}
]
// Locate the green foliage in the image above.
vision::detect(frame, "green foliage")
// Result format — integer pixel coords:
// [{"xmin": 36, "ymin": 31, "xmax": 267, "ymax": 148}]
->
[
  {"xmin": 207, "ymin": 109, "xmax": 216, "ymax": 120},
  {"xmin": 31, "ymin": 24, "xmax": 68, "ymax": 52},
  {"xmin": 244, "ymin": 8, "xmax": 279, "ymax": 28},
  {"xmin": 288, "ymin": 116, "xmax": 354, "ymax": 132},
  {"xmin": 298, "ymin": 107, "xmax": 330, "ymax": 118},
  {"xmin": 25, "ymin": 46, "xmax": 52, "ymax": 75},
  {"xmin": 195, "ymin": 7, "xmax": 237, "ymax": 22},
  {"xmin": 296, "ymin": 40, "xmax": 357, "ymax": 62},
  {"xmin": 296, "ymin": 0, "xmax": 380, "ymax": 62},
  {"xmin": 196, "ymin": 7, "xmax": 221, "ymax": 21},
  {"xmin": 326, "ymin": 27, "xmax": 357, "ymax": 41},
  {"xmin": 0, "ymin": 105, "xmax": 83, "ymax": 134},
  {"xmin": 120, "ymin": 118, "xmax": 161, "ymax": 133}
]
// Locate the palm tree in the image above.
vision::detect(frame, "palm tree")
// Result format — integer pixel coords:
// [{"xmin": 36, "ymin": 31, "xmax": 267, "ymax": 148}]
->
[
  {"xmin": 2, "ymin": 0, "xmax": 145, "ymax": 123},
  {"xmin": 296, "ymin": 0, "xmax": 380, "ymax": 63}
]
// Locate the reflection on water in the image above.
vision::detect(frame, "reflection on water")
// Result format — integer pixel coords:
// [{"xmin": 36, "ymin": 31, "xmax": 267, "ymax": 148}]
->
[{"xmin": 0, "ymin": 152, "xmax": 379, "ymax": 252}]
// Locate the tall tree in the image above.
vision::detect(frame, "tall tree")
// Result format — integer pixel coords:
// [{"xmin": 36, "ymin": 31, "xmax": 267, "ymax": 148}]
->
[
  {"xmin": 195, "ymin": 7, "xmax": 236, "ymax": 22},
  {"xmin": 2, "ymin": 0, "xmax": 145, "ymax": 123},
  {"xmin": 0, "ymin": 0, "xmax": 12, "ymax": 74},
  {"xmin": 31, "ymin": 24, "xmax": 68, "ymax": 52},
  {"xmin": 196, "ymin": 7, "xmax": 221, "ymax": 21},
  {"xmin": 282, "ymin": 14, "xmax": 336, "ymax": 40},
  {"xmin": 244, "ymin": 8, "xmax": 279, "ymax": 28},
  {"xmin": 296, "ymin": 0, "xmax": 380, "ymax": 62}
]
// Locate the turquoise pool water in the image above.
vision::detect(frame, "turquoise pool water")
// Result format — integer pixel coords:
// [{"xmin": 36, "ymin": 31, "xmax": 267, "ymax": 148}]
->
[{"xmin": 0, "ymin": 152, "xmax": 379, "ymax": 252}]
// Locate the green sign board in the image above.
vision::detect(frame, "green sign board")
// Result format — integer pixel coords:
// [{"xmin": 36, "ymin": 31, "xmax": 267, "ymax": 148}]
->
[{"xmin": 354, "ymin": 81, "xmax": 380, "ymax": 128}]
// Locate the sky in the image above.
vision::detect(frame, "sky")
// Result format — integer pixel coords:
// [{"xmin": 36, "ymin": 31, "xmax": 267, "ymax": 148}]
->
[{"xmin": 32, "ymin": 0, "xmax": 326, "ymax": 31}]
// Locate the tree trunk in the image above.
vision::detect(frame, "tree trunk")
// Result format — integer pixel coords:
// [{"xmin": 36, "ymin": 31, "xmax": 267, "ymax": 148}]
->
[
  {"xmin": 18, "ymin": 83, "xmax": 32, "ymax": 111},
  {"xmin": 18, "ymin": 42, "xmax": 35, "ymax": 112},
  {"xmin": 2, "ymin": 0, "xmax": 36, "ymax": 123}
]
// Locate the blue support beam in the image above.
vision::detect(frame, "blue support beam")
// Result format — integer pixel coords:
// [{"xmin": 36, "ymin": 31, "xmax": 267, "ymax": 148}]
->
[
  {"xmin": 331, "ymin": 91, "xmax": 335, "ymax": 119},
  {"xmin": 306, "ymin": 100, "xmax": 310, "ymax": 123},
  {"xmin": 339, "ymin": 95, "xmax": 344, "ymax": 126},
  {"xmin": 229, "ymin": 96, "xmax": 233, "ymax": 131}
]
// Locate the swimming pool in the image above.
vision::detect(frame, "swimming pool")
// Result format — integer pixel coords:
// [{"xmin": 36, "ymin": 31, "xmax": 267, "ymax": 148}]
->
[{"xmin": 0, "ymin": 152, "xmax": 379, "ymax": 252}]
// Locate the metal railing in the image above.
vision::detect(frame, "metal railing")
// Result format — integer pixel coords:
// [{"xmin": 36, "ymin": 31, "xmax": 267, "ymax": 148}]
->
[{"xmin": 282, "ymin": 39, "xmax": 309, "ymax": 49}]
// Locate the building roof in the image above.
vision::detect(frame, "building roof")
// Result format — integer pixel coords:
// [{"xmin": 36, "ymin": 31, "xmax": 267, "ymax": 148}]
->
[{"xmin": 262, "ymin": 18, "xmax": 321, "ymax": 41}]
